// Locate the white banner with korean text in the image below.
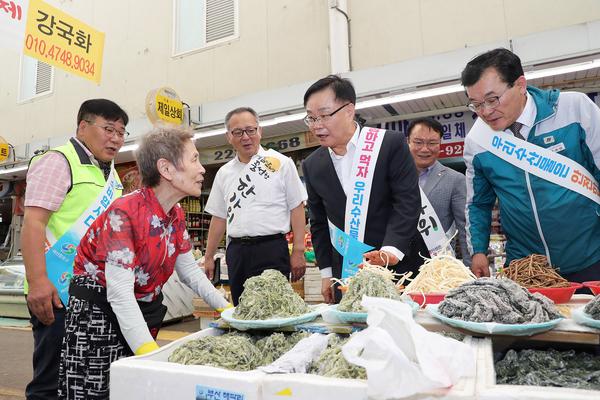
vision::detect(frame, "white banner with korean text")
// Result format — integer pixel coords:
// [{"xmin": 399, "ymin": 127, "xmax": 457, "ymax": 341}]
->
[
  {"xmin": 469, "ymin": 125, "xmax": 600, "ymax": 205},
  {"xmin": 418, "ymin": 188, "xmax": 454, "ymax": 257},
  {"xmin": 0, "ymin": 0, "xmax": 28, "ymax": 51},
  {"xmin": 344, "ymin": 127, "xmax": 386, "ymax": 242}
]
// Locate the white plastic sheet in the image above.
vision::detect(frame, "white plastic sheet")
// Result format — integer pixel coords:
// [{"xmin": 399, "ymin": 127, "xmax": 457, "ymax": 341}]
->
[{"xmin": 341, "ymin": 296, "xmax": 475, "ymax": 399}]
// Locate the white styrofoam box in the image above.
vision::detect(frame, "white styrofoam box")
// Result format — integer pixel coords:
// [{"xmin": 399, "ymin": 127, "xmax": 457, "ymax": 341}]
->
[
  {"xmin": 110, "ymin": 328, "xmax": 264, "ymax": 400},
  {"xmin": 262, "ymin": 336, "xmax": 477, "ymax": 400},
  {"xmin": 475, "ymin": 337, "xmax": 600, "ymax": 400}
]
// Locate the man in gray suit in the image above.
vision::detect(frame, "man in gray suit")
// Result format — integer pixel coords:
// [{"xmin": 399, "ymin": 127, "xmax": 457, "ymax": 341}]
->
[{"xmin": 407, "ymin": 117, "xmax": 471, "ymax": 266}]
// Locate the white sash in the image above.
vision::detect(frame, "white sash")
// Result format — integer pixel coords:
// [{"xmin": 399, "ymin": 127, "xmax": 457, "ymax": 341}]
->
[
  {"xmin": 344, "ymin": 127, "xmax": 386, "ymax": 241},
  {"xmin": 469, "ymin": 125, "xmax": 600, "ymax": 205},
  {"xmin": 418, "ymin": 188, "xmax": 454, "ymax": 257},
  {"xmin": 225, "ymin": 148, "xmax": 286, "ymax": 225}
]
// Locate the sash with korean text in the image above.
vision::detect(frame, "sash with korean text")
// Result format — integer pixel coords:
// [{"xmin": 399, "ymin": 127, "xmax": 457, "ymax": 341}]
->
[
  {"xmin": 418, "ymin": 188, "xmax": 455, "ymax": 257},
  {"xmin": 45, "ymin": 168, "xmax": 121, "ymax": 306},
  {"xmin": 469, "ymin": 125, "xmax": 600, "ymax": 205},
  {"xmin": 330, "ymin": 127, "xmax": 385, "ymax": 278},
  {"xmin": 225, "ymin": 148, "xmax": 286, "ymax": 226}
]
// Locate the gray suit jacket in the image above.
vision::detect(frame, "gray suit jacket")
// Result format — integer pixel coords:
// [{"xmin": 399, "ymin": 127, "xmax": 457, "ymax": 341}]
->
[{"xmin": 422, "ymin": 161, "xmax": 471, "ymax": 266}]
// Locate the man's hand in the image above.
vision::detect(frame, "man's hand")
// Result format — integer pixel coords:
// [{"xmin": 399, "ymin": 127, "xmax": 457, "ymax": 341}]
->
[
  {"xmin": 470, "ymin": 253, "xmax": 490, "ymax": 278},
  {"xmin": 290, "ymin": 249, "xmax": 306, "ymax": 282},
  {"xmin": 321, "ymin": 277, "xmax": 334, "ymax": 304},
  {"xmin": 204, "ymin": 256, "xmax": 216, "ymax": 281},
  {"xmin": 27, "ymin": 276, "xmax": 62, "ymax": 325},
  {"xmin": 363, "ymin": 249, "xmax": 399, "ymax": 267}
]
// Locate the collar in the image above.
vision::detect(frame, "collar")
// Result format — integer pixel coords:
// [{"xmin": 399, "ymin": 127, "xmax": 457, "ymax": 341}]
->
[
  {"xmin": 328, "ymin": 122, "xmax": 360, "ymax": 159},
  {"xmin": 419, "ymin": 163, "xmax": 436, "ymax": 176},
  {"xmin": 515, "ymin": 91, "xmax": 536, "ymax": 129},
  {"xmin": 141, "ymin": 186, "xmax": 180, "ymax": 223},
  {"xmin": 235, "ymin": 146, "xmax": 266, "ymax": 164}
]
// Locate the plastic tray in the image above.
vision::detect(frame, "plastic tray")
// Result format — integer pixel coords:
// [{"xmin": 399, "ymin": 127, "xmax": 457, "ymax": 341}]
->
[
  {"xmin": 220, "ymin": 305, "xmax": 322, "ymax": 331},
  {"xmin": 527, "ymin": 282, "xmax": 582, "ymax": 304},
  {"xmin": 582, "ymin": 281, "xmax": 600, "ymax": 295},
  {"xmin": 406, "ymin": 292, "xmax": 446, "ymax": 307}
]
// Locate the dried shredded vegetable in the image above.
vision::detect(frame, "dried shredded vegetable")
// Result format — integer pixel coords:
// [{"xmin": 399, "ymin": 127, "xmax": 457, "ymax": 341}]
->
[
  {"xmin": 168, "ymin": 331, "xmax": 308, "ymax": 370},
  {"xmin": 337, "ymin": 264, "xmax": 402, "ymax": 312},
  {"xmin": 497, "ymin": 254, "xmax": 570, "ymax": 288},
  {"xmin": 402, "ymin": 254, "xmax": 475, "ymax": 294},
  {"xmin": 309, "ymin": 335, "xmax": 366, "ymax": 380},
  {"xmin": 584, "ymin": 295, "xmax": 600, "ymax": 320},
  {"xmin": 233, "ymin": 269, "xmax": 310, "ymax": 320}
]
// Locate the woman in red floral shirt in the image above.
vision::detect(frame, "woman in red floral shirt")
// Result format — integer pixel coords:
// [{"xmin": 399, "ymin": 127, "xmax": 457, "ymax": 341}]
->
[{"xmin": 58, "ymin": 127, "xmax": 229, "ymax": 399}]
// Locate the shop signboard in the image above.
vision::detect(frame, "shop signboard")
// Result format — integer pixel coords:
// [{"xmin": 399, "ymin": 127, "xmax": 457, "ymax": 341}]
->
[
  {"xmin": 199, "ymin": 131, "xmax": 320, "ymax": 165},
  {"xmin": 376, "ymin": 111, "xmax": 477, "ymax": 160},
  {"xmin": 0, "ymin": 0, "xmax": 28, "ymax": 52},
  {"xmin": 146, "ymin": 87, "xmax": 184, "ymax": 126},
  {"xmin": 23, "ymin": 0, "xmax": 104, "ymax": 83}
]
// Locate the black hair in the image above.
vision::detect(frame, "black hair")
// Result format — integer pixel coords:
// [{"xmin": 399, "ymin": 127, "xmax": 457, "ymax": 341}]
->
[
  {"xmin": 407, "ymin": 117, "xmax": 443, "ymax": 138},
  {"xmin": 303, "ymin": 75, "xmax": 356, "ymax": 106},
  {"xmin": 461, "ymin": 48, "xmax": 524, "ymax": 87},
  {"xmin": 77, "ymin": 99, "xmax": 129, "ymax": 126}
]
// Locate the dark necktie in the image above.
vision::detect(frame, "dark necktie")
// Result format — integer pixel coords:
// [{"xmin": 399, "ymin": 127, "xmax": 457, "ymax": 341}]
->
[
  {"xmin": 508, "ymin": 121, "xmax": 525, "ymax": 140},
  {"xmin": 98, "ymin": 160, "xmax": 112, "ymax": 180}
]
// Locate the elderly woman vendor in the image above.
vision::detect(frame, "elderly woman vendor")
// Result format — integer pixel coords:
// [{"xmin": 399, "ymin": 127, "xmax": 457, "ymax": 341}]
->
[{"xmin": 58, "ymin": 127, "xmax": 229, "ymax": 399}]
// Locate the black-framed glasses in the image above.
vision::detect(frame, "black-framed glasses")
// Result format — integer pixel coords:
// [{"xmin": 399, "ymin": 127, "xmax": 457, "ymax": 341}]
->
[
  {"xmin": 304, "ymin": 103, "xmax": 351, "ymax": 126},
  {"xmin": 229, "ymin": 127, "xmax": 258, "ymax": 138},
  {"xmin": 85, "ymin": 120, "xmax": 129, "ymax": 139},
  {"xmin": 466, "ymin": 84, "xmax": 513, "ymax": 113},
  {"xmin": 410, "ymin": 139, "xmax": 441, "ymax": 148}
]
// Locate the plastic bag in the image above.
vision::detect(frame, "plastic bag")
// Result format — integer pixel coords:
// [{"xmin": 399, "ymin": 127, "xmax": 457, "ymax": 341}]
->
[{"xmin": 341, "ymin": 296, "xmax": 475, "ymax": 399}]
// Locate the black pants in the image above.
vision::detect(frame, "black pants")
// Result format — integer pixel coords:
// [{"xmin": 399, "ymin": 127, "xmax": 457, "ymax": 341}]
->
[
  {"xmin": 26, "ymin": 306, "xmax": 65, "ymax": 400},
  {"xmin": 563, "ymin": 259, "xmax": 600, "ymax": 295},
  {"xmin": 226, "ymin": 236, "xmax": 290, "ymax": 305}
]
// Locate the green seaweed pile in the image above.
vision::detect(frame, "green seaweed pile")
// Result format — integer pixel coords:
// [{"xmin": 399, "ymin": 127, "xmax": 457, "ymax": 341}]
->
[
  {"xmin": 168, "ymin": 331, "xmax": 308, "ymax": 370},
  {"xmin": 496, "ymin": 348, "xmax": 600, "ymax": 390},
  {"xmin": 338, "ymin": 268, "xmax": 400, "ymax": 313},
  {"xmin": 309, "ymin": 335, "xmax": 366, "ymax": 380},
  {"xmin": 233, "ymin": 269, "xmax": 310, "ymax": 320}
]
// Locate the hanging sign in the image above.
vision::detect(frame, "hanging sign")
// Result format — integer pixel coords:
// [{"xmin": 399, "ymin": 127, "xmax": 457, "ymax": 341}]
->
[
  {"xmin": 0, "ymin": 0, "xmax": 28, "ymax": 52},
  {"xmin": 145, "ymin": 87, "xmax": 183, "ymax": 126},
  {"xmin": 23, "ymin": 0, "xmax": 105, "ymax": 83}
]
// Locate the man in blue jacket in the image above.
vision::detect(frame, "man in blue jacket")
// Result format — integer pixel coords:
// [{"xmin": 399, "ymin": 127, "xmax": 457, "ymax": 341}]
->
[{"xmin": 462, "ymin": 48, "xmax": 600, "ymax": 281}]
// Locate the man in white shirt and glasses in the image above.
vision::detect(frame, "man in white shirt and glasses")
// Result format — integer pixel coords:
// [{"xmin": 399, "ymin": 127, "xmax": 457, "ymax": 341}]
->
[{"xmin": 204, "ymin": 107, "xmax": 308, "ymax": 305}]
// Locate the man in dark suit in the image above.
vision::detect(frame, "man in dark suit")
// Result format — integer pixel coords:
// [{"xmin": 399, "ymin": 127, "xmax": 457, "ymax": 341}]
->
[
  {"xmin": 407, "ymin": 117, "xmax": 471, "ymax": 266},
  {"xmin": 302, "ymin": 75, "xmax": 428, "ymax": 303}
]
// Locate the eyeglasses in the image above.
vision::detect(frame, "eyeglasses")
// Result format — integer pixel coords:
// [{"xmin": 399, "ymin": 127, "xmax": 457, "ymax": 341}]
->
[
  {"xmin": 410, "ymin": 139, "xmax": 441, "ymax": 148},
  {"xmin": 466, "ymin": 84, "xmax": 513, "ymax": 113},
  {"xmin": 85, "ymin": 120, "xmax": 129, "ymax": 139},
  {"xmin": 229, "ymin": 127, "xmax": 258, "ymax": 138},
  {"xmin": 304, "ymin": 103, "xmax": 351, "ymax": 126}
]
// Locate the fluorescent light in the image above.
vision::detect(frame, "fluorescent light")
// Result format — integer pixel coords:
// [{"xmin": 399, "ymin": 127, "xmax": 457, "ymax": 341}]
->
[
  {"xmin": 525, "ymin": 59, "xmax": 600, "ymax": 80},
  {"xmin": 260, "ymin": 112, "xmax": 306, "ymax": 127},
  {"xmin": 355, "ymin": 84, "xmax": 464, "ymax": 110},
  {"xmin": 0, "ymin": 164, "xmax": 28, "ymax": 176},
  {"xmin": 193, "ymin": 128, "xmax": 226, "ymax": 141},
  {"xmin": 118, "ymin": 143, "xmax": 139, "ymax": 153}
]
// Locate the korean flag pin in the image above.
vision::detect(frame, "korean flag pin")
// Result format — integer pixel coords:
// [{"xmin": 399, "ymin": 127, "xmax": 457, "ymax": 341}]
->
[{"xmin": 543, "ymin": 136, "xmax": 555, "ymax": 145}]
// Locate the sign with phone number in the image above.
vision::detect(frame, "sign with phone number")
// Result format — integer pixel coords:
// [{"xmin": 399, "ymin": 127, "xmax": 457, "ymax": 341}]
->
[
  {"xmin": 200, "ymin": 131, "xmax": 319, "ymax": 165},
  {"xmin": 23, "ymin": 0, "xmax": 104, "ymax": 83}
]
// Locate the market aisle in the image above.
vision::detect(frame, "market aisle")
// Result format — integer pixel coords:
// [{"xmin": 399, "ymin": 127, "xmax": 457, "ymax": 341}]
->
[{"xmin": 0, "ymin": 317, "xmax": 202, "ymax": 400}]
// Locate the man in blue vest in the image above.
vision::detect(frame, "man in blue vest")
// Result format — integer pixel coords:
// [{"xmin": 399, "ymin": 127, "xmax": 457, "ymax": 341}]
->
[
  {"xmin": 22, "ymin": 99, "xmax": 128, "ymax": 400},
  {"xmin": 462, "ymin": 48, "xmax": 600, "ymax": 281}
]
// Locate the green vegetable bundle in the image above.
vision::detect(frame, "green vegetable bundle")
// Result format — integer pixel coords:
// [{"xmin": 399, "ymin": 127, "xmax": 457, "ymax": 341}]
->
[{"xmin": 338, "ymin": 267, "xmax": 400, "ymax": 313}]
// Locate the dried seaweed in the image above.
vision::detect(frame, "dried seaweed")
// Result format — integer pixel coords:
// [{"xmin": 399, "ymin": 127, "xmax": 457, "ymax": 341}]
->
[
  {"xmin": 168, "ymin": 331, "xmax": 308, "ymax": 370},
  {"xmin": 309, "ymin": 335, "xmax": 366, "ymax": 380},
  {"xmin": 496, "ymin": 348, "xmax": 600, "ymax": 390},
  {"xmin": 338, "ymin": 267, "xmax": 400, "ymax": 313},
  {"xmin": 584, "ymin": 295, "xmax": 600, "ymax": 319},
  {"xmin": 233, "ymin": 269, "xmax": 310, "ymax": 320},
  {"xmin": 439, "ymin": 277, "xmax": 562, "ymax": 323}
]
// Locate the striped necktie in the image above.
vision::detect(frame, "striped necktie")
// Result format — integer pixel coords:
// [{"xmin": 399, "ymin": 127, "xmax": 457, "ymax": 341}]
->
[{"xmin": 508, "ymin": 121, "xmax": 525, "ymax": 140}]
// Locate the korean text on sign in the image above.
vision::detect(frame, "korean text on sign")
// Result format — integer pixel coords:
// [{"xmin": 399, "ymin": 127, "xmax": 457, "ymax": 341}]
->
[{"xmin": 23, "ymin": 0, "xmax": 104, "ymax": 83}]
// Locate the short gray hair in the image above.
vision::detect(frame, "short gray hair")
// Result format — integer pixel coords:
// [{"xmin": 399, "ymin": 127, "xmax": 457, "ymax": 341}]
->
[
  {"xmin": 135, "ymin": 126, "xmax": 194, "ymax": 188},
  {"xmin": 224, "ymin": 107, "xmax": 260, "ymax": 131}
]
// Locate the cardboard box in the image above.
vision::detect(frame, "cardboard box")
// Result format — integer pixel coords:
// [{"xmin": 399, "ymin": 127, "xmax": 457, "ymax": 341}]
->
[{"xmin": 110, "ymin": 328, "xmax": 264, "ymax": 400}]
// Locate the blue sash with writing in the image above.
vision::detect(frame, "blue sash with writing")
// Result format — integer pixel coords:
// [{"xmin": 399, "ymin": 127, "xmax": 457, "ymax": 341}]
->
[
  {"xmin": 328, "ymin": 221, "xmax": 374, "ymax": 279},
  {"xmin": 45, "ymin": 170, "xmax": 121, "ymax": 306}
]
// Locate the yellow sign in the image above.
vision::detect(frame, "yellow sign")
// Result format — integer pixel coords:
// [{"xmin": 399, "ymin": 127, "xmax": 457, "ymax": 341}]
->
[
  {"xmin": 145, "ymin": 87, "xmax": 183, "ymax": 126},
  {"xmin": 23, "ymin": 0, "xmax": 105, "ymax": 83},
  {"xmin": 0, "ymin": 143, "xmax": 9, "ymax": 162},
  {"xmin": 275, "ymin": 388, "xmax": 292, "ymax": 396}
]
